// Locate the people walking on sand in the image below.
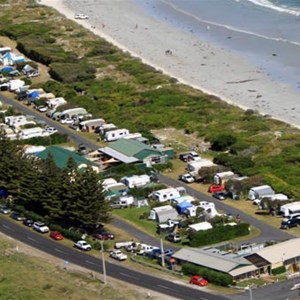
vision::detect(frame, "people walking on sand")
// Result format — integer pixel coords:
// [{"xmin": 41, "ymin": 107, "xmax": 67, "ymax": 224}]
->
[
  {"xmin": 135, "ymin": 23, "xmax": 138, "ymax": 29},
  {"xmin": 165, "ymin": 49, "xmax": 173, "ymax": 55}
]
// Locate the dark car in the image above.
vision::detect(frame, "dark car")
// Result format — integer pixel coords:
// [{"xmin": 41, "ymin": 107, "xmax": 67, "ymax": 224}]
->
[
  {"xmin": 281, "ymin": 216, "xmax": 300, "ymax": 229},
  {"xmin": 10, "ymin": 212, "xmax": 25, "ymax": 221},
  {"xmin": 23, "ymin": 218, "xmax": 34, "ymax": 227},
  {"xmin": 78, "ymin": 144, "xmax": 88, "ymax": 155},
  {"xmin": 92, "ymin": 230, "xmax": 115, "ymax": 240},
  {"xmin": 179, "ymin": 153, "xmax": 190, "ymax": 162},
  {"xmin": 212, "ymin": 192, "xmax": 228, "ymax": 200}
]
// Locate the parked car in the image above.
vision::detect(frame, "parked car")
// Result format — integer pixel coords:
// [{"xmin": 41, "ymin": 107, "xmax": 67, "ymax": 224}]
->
[
  {"xmin": 50, "ymin": 231, "xmax": 64, "ymax": 240},
  {"xmin": 179, "ymin": 173, "xmax": 194, "ymax": 183},
  {"xmin": 212, "ymin": 192, "xmax": 228, "ymax": 200},
  {"xmin": 166, "ymin": 233, "xmax": 181, "ymax": 243},
  {"xmin": 92, "ymin": 230, "xmax": 115, "ymax": 240},
  {"xmin": 189, "ymin": 275, "xmax": 208, "ymax": 286},
  {"xmin": 0, "ymin": 206, "xmax": 11, "ymax": 214},
  {"xmin": 78, "ymin": 144, "xmax": 88, "ymax": 155},
  {"xmin": 74, "ymin": 240, "xmax": 92, "ymax": 251},
  {"xmin": 208, "ymin": 185, "xmax": 224, "ymax": 193},
  {"xmin": 188, "ymin": 151, "xmax": 201, "ymax": 161},
  {"xmin": 33, "ymin": 221, "xmax": 50, "ymax": 233},
  {"xmin": 45, "ymin": 126, "xmax": 57, "ymax": 135},
  {"xmin": 179, "ymin": 153, "xmax": 190, "ymax": 162},
  {"xmin": 23, "ymin": 218, "xmax": 34, "ymax": 227},
  {"xmin": 36, "ymin": 105, "xmax": 48, "ymax": 112},
  {"xmin": 74, "ymin": 14, "xmax": 89, "ymax": 19},
  {"xmin": 60, "ymin": 118, "xmax": 74, "ymax": 124},
  {"xmin": 10, "ymin": 212, "xmax": 25, "ymax": 221},
  {"xmin": 281, "ymin": 216, "xmax": 300, "ymax": 229},
  {"xmin": 158, "ymin": 248, "xmax": 174, "ymax": 258},
  {"xmin": 110, "ymin": 250, "xmax": 128, "ymax": 261},
  {"xmin": 27, "ymin": 71, "xmax": 40, "ymax": 78}
]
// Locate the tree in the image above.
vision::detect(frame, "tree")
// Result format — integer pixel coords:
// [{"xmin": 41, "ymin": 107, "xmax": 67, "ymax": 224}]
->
[{"xmin": 210, "ymin": 134, "xmax": 237, "ymax": 151}]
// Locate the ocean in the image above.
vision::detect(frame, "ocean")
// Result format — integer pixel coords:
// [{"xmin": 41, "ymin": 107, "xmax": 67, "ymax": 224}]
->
[{"xmin": 135, "ymin": 0, "xmax": 300, "ymax": 92}]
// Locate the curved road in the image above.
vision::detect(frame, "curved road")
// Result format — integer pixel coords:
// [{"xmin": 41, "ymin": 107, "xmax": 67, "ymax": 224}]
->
[{"xmin": 0, "ymin": 215, "xmax": 228, "ymax": 300}]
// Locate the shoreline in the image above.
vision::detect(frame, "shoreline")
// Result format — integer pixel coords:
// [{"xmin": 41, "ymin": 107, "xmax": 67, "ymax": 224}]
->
[{"xmin": 39, "ymin": 0, "xmax": 300, "ymax": 128}]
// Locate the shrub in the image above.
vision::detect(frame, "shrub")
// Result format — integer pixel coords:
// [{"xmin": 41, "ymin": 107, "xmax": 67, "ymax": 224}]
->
[
  {"xmin": 272, "ymin": 266, "xmax": 286, "ymax": 275},
  {"xmin": 210, "ymin": 134, "xmax": 237, "ymax": 151},
  {"xmin": 49, "ymin": 224, "xmax": 82, "ymax": 242},
  {"xmin": 182, "ymin": 263, "xmax": 233, "ymax": 286}
]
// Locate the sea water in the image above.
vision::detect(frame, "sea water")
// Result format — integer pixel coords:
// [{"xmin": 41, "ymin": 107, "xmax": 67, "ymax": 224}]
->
[{"xmin": 135, "ymin": 0, "xmax": 300, "ymax": 92}]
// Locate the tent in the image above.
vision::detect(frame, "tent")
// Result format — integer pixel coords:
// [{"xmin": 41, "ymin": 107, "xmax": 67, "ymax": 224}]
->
[
  {"xmin": 176, "ymin": 201, "xmax": 193, "ymax": 214},
  {"xmin": 1, "ymin": 66, "xmax": 14, "ymax": 73},
  {"xmin": 28, "ymin": 91, "xmax": 40, "ymax": 99}
]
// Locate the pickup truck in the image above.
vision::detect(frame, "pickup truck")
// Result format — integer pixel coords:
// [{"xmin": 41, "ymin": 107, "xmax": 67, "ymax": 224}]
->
[{"xmin": 110, "ymin": 250, "xmax": 128, "ymax": 261}]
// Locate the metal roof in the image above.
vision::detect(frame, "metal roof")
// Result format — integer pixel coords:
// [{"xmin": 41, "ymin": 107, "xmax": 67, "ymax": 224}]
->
[
  {"xmin": 254, "ymin": 238, "xmax": 300, "ymax": 264},
  {"xmin": 173, "ymin": 248, "xmax": 253, "ymax": 273},
  {"xmin": 99, "ymin": 146, "xmax": 138, "ymax": 163}
]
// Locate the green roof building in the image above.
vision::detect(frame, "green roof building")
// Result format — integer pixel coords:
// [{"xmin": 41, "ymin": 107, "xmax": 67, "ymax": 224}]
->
[{"xmin": 36, "ymin": 146, "xmax": 98, "ymax": 170}]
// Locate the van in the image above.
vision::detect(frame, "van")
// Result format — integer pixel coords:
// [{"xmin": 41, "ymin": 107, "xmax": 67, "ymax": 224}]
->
[{"xmin": 136, "ymin": 244, "xmax": 159, "ymax": 255}]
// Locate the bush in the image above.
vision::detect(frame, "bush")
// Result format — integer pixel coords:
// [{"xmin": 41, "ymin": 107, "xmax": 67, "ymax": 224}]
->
[
  {"xmin": 182, "ymin": 263, "xmax": 233, "ymax": 286},
  {"xmin": 272, "ymin": 265, "xmax": 286, "ymax": 275},
  {"xmin": 189, "ymin": 223, "xmax": 250, "ymax": 247}
]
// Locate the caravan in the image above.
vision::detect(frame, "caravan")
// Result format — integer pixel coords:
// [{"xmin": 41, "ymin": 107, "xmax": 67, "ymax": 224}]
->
[
  {"xmin": 152, "ymin": 187, "xmax": 186, "ymax": 202},
  {"xmin": 121, "ymin": 175, "xmax": 151, "ymax": 189},
  {"xmin": 280, "ymin": 202, "xmax": 300, "ymax": 217},
  {"xmin": 248, "ymin": 185, "xmax": 275, "ymax": 201},
  {"xmin": 187, "ymin": 159, "xmax": 215, "ymax": 176},
  {"xmin": 104, "ymin": 128, "xmax": 130, "ymax": 142},
  {"xmin": 18, "ymin": 127, "xmax": 48, "ymax": 140},
  {"xmin": 59, "ymin": 108, "xmax": 88, "ymax": 120}
]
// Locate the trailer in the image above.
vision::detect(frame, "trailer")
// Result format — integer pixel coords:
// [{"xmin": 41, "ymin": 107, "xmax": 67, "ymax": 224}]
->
[
  {"xmin": 120, "ymin": 174, "xmax": 151, "ymax": 188},
  {"xmin": 18, "ymin": 127, "xmax": 48, "ymax": 140},
  {"xmin": 213, "ymin": 171, "xmax": 236, "ymax": 185},
  {"xmin": 46, "ymin": 97, "xmax": 67, "ymax": 109},
  {"xmin": 280, "ymin": 202, "xmax": 300, "ymax": 217},
  {"xmin": 60, "ymin": 107, "xmax": 88, "ymax": 120},
  {"xmin": 187, "ymin": 159, "xmax": 215, "ymax": 176},
  {"xmin": 152, "ymin": 187, "xmax": 186, "ymax": 202},
  {"xmin": 104, "ymin": 128, "xmax": 130, "ymax": 142},
  {"xmin": 79, "ymin": 119, "xmax": 105, "ymax": 132}
]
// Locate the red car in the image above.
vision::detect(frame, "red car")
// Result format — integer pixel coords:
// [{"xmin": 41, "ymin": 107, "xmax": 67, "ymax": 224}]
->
[
  {"xmin": 189, "ymin": 275, "xmax": 208, "ymax": 286},
  {"xmin": 50, "ymin": 231, "xmax": 64, "ymax": 240},
  {"xmin": 208, "ymin": 184, "xmax": 224, "ymax": 193}
]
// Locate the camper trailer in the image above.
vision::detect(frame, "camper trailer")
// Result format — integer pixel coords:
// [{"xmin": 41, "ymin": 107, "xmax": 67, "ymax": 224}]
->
[
  {"xmin": 280, "ymin": 202, "xmax": 300, "ymax": 217},
  {"xmin": 104, "ymin": 128, "xmax": 130, "ymax": 142},
  {"xmin": 185, "ymin": 203, "xmax": 219, "ymax": 218},
  {"xmin": 121, "ymin": 175, "xmax": 151, "ymax": 189},
  {"xmin": 110, "ymin": 195, "xmax": 134, "ymax": 209},
  {"xmin": 248, "ymin": 185, "xmax": 275, "ymax": 201},
  {"xmin": 122, "ymin": 132, "xmax": 142, "ymax": 140},
  {"xmin": 97, "ymin": 123, "xmax": 117, "ymax": 135},
  {"xmin": 152, "ymin": 187, "xmax": 186, "ymax": 203},
  {"xmin": 213, "ymin": 171, "xmax": 236, "ymax": 185},
  {"xmin": 18, "ymin": 127, "xmax": 48, "ymax": 140},
  {"xmin": 79, "ymin": 119, "xmax": 105, "ymax": 132},
  {"xmin": 46, "ymin": 97, "xmax": 67, "ymax": 109},
  {"xmin": 187, "ymin": 159, "xmax": 215, "ymax": 176},
  {"xmin": 59, "ymin": 108, "xmax": 88, "ymax": 120}
]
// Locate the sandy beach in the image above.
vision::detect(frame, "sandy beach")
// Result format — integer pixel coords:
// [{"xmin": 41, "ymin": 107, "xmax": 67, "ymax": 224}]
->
[{"xmin": 39, "ymin": 0, "xmax": 300, "ymax": 128}]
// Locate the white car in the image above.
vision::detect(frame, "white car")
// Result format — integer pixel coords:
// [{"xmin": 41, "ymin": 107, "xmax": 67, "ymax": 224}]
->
[
  {"xmin": 74, "ymin": 14, "xmax": 88, "ymax": 20},
  {"xmin": 45, "ymin": 127, "xmax": 58, "ymax": 135},
  {"xmin": 189, "ymin": 151, "xmax": 201, "ymax": 161},
  {"xmin": 33, "ymin": 221, "xmax": 50, "ymax": 233},
  {"xmin": 36, "ymin": 105, "xmax": 48, "ymax": 112},
  {"xmin": 179, "ymin": 173, "xmax": 194, "ymax": 183},
  {"xmin": 110, "ymin": 250, "xmax": 128, "ymax": 261},
  {"xmin": 74, "ymin": 240, "xmax": 92, "ymax": 251},
  {"xmin": 27, "ymin": 71, "xmax": 40, "ymax": 78},
  {"xmin": 60, "ymin": 118, "xmax": 74, "ymax": 124}
]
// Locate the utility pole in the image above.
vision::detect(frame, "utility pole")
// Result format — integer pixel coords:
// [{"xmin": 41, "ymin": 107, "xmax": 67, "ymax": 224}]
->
[
  {"xmin": 160, "ymin": 237, "xmax": 165, "ymax": 267},
  {"xmin": 100, "ymin": 240, "xmax": 107, "ymax": 285}
]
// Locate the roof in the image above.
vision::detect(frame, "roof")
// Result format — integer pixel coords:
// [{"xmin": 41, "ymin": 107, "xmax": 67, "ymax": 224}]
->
[
  {"xmin": 173, "ymin": 248, "xmax": 254, "ymax": 274},
  {"xmin": 253, "ymin": 238, "xmax": 300, "ymax": 264},
  {"xmin": 188, "ymin": 221, "xmax": 213, "ymax": 231},
  {"xmin": 107, "ymin": 139, "xmax": 164, "ymax": 160},
  {"xmin": 36, "ymin": 146, "xmax": 96, "ymax": 169},
  {"xmin": 100, "ymin": 146, "xmax": 138, "ymax": 163}
]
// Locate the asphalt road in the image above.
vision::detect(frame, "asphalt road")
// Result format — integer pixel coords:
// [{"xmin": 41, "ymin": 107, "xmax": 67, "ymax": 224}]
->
[{"xmin": 0, "ymin": 215, "xmax": 229, "ymax": 300}]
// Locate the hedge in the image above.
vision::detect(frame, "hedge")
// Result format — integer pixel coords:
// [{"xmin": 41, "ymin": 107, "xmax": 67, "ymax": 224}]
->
[
  {"xmin": 272, "ymin": 265, "xmax": 286, "ymax": 275},
  {"xmin": 189, "ymin": 223, "xmax": 250, "ymax": 247},
  {"xmin": 182, "ymin": 263, "xmax": 233, "ymax": 286}
]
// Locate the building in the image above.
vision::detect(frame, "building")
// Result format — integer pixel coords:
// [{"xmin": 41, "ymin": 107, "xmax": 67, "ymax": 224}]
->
[
  {"xmin": 98, "ymin": 139, "xmax": 172, "ymax": 167},
  {"xmin": 36, "ymin": 146, "xmax": 98, "ymax": 171}
]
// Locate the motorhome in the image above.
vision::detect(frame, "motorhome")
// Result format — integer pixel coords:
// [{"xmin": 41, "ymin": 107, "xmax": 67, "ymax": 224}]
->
[
  {"xmin": 187, "ymin": 159, "xmax": 216, "ymax": 176},
  {"xmin": 152, "ymin": 187, "xmax": 186, "ymax": 202},
  {"xmin": 280, "ymin": 202, "xmax": 300, "ymax": 217},
  {"xmin": 213, "ymin": 171, "xmax": 236, "ymax": 185},
  {"xmin": 18, "ymin": 127, "xmax": 48, "ymax": 140},
  {"xmin": 59, "ymin": 108, "xmax": 88, "ymax": 120},
  {"xmin": 104, "ymin": 128, "xmax": 130, "ymax": 142},
  {"xmin": 121, "ymin": 175, "xmax": 151, "ymax": 189},
  {"xmin": 248, "ymin": 185, "xmax": 275, "ymax": 201}
]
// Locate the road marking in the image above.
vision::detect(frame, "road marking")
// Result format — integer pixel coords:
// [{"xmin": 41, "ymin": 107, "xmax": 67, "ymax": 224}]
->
[
  {"xmin": 120, "ymin": 272, "xmax": 138, "ymax": 279},
  {"xmin": 158, "ymin": 284, "xmax": 172, "ymax": 291},
  {"xmin": 2, "ymin": 224, "xmax": 13, "ymax": 231},
  {"xmin": 85, "ymin": 260, "xmax": 97, "ymax": 265},
  {"xmin": 54, "ymin": 248, "xmax": 67, "ymax": 254},
  {"xmin": 27, "ymin": 236, "xmax": 38, "ymax": 243}
]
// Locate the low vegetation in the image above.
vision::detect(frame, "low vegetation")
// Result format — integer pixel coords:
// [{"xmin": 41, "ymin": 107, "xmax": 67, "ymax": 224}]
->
[{"xmin": 1, "ymin": 0, "xmax": 300, "ymax": 200}]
